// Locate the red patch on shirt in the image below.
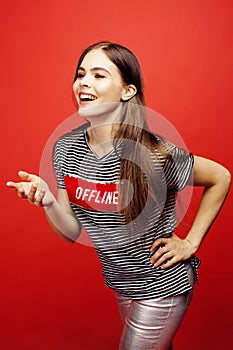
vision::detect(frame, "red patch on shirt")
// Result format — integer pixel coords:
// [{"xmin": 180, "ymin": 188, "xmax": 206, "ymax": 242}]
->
[{"xmin": 64, "ymin": 175, "xmax": 119, "ymax": 212}]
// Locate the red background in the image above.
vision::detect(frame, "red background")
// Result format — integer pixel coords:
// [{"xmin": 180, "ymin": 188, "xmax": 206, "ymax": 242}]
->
[{"xmin": 1, "ymin": 1, "xmax": 233, "ymax": 349}]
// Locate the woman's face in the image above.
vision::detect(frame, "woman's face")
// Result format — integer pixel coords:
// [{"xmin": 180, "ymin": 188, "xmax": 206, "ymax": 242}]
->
[{"xmin": 73, "ymin": 49, "xmax": 127, "ymax": 116}]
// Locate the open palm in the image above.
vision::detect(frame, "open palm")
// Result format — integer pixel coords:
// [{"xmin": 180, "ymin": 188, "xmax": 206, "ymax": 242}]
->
[{"xmin": 6, "ymin": 171, "xmax": 55, "ymax": 207}]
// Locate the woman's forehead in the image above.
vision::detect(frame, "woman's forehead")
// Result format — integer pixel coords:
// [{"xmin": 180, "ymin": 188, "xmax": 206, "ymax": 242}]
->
[{"xmin": 80, "ymin": 49, "xmax": 115, "ymax": 70}]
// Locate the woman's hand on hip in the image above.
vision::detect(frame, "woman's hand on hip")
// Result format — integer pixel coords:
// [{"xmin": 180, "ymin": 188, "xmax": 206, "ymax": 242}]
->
[{"xmin": 149, "ymin": 234, "xmax": 197, "ymax": 269}]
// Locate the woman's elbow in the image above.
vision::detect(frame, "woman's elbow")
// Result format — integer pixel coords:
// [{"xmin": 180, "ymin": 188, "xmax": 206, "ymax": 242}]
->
[
  {"xmin": 222, "ymin": 167, "xmax": 231, "ymax": 190},
  {"xmin": 215, "ymin": 165, "xmax": 232, "ymax": 195}
]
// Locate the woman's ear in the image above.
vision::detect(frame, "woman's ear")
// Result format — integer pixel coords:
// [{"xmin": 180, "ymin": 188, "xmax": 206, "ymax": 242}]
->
[{"xmin": 121, "ymin": 84, "xmax": 137, "ymax": 101}]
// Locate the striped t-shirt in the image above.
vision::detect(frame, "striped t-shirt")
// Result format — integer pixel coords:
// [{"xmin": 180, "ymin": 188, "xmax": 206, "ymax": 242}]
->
[{"xmin": 53, "ymin": 125, "xmax": 200, "ymax": 300}]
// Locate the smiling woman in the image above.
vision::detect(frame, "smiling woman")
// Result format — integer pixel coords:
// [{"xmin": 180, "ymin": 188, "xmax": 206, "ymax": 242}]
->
[
  {"xmin": 6, "ymin": 41, "xmax": 231, "ymax": 350},
  {"xmin": 73, "ymin": 47, "xmax": 137, "ymax": 126}
]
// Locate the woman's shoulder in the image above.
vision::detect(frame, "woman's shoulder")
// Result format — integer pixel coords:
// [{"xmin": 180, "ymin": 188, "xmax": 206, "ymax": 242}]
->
[
  {"xmin": 151, "ymin": 132, "xmax": 189, "ymax": 156},
  {"xmin": 149, "ymin": 132, "xmax": 172, "ymax": 158},
  {"xmin": 54, "ymin": 122, "xmax": 89, "ymax": 147}
]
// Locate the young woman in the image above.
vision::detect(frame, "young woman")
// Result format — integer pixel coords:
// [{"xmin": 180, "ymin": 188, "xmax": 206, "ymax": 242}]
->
[{"xmin": 7, "ymin": 41, "xmax": 231, "ymax": 350}]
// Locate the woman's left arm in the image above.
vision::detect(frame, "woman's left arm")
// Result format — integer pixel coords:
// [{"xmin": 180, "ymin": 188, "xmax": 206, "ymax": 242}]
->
[{"xmin": 150, "ymin": 156, "xmax": 231, "ymax": 268}]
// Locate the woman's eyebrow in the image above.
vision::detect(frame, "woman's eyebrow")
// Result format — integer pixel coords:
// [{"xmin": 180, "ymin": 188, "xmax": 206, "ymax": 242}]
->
[
  {"xmin": 91, "ymin": 67, "xmax": 112, "ymax": 76},
  {"xmin": 78, "ymin": 66, "xmax": 112, "ymax": 76}
]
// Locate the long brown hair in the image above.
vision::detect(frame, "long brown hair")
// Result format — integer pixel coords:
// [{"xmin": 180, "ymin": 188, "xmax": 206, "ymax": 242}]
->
[{"xmin": 74, "ymin": 41, "xmax": 167, "ymax": 225}]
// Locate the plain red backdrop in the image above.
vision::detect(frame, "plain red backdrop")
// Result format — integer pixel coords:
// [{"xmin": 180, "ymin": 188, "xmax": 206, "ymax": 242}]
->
[{"xmin": 1, "ymin": 1, "xmax": 232, "ymax": 349}]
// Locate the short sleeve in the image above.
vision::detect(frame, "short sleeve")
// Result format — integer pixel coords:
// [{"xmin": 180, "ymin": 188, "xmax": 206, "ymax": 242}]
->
[
  {"xmin": 163, "ymin": 143, "xmax": 194, "ymax": 191},
  {"xmin": 53, "ymin": 139, "xmax": 66, "ymax": 189}
]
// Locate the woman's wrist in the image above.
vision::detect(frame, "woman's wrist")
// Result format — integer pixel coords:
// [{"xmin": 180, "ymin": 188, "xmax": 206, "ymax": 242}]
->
[
  {"xmin": 42, "ymin": 191, "xmax": 56, "ymax": 209},
  {"xmin": 184, "ymin": 236, "xmax": 200, "ymax": 254}
]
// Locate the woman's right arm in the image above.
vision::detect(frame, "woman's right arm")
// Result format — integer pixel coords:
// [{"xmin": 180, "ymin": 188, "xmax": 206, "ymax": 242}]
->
[{"xmin": 6, "ymin": 170, "xmax": 81, "ymax": 243}]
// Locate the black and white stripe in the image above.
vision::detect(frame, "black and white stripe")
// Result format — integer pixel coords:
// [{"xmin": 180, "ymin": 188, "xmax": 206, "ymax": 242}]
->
[{"xmin": 53, "ymin": 126, "xmax": 200, "ymax": 300}]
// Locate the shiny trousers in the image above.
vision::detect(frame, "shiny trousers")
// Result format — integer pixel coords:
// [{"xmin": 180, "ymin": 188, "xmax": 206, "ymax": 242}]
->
[{"xmin": 116, "ymin": 265, "xmax": 194, "ymax": 350}]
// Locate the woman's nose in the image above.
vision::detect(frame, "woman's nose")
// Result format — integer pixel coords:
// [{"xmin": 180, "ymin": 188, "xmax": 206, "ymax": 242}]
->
[{"xmin": 80, "ymin": 75, "xmax": 91, "ymax": 88}]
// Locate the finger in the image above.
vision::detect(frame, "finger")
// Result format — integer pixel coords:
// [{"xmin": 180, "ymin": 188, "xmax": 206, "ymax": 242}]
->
[
  {"xmin": 34, "ymin": 189, "xmax": 45, "ymax": 206},
  {"xmin": 161, "ymin": 256, "xmax": 179, "ymax": 269},
  {"xmin": 6, "ymin": 181, "xmax": 20, "ymax": 190},
  {"xmin": 18, "ymin": 170, "xmax": 38, "ymax": 183},
  {"xmin": 150, "ymin": 244, "xmax": 166, "ymax": 261},
  {"xmin": 27, "ymin": 184, "xmax": 38, "ymax": 202},
  {"xmin": 150, "ymin": 238, "xmax": 167, "ymax": 253},
  {"xmin": 150, "ymin": 246, "xmax": 169, "ymax": 265},
  {"xmin": 152, "ymin": 251, "xmax": 173, "ymax": 268},
  {"xmin": 17, "ymin": 185, "xmax": 27, "ymax": 198}
]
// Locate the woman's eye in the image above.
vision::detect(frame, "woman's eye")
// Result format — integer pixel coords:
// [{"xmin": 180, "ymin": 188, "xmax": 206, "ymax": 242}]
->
[
  {"xmin": 77, "ymin": 73, "xmax": 84, "ymax": 79},
  {"xmin": 95, "ymin": 74, "xmax": 105, "ymax": 79}
]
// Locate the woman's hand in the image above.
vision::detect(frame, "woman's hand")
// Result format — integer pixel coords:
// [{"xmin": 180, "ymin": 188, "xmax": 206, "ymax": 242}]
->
[
  {"xmin": 6, "ymin": 170, "xmax": 55, "ymax": 208},
  {"xmin": 6, "ymin": 171, "xmax": 81, "ymax": 243},
  {"xmin": 150, "ymin": 234, "xmax": 196, "ymax": 269}
]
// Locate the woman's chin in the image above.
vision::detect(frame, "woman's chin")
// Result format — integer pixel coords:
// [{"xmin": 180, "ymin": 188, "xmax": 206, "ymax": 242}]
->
[{"xmin": 78, "ymin": 102, "xmax": 123, "ymax": 121}]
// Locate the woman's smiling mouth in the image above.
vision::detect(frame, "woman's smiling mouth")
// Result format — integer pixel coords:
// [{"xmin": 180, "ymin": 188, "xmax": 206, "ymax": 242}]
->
[{"xmin": 79, "ymin": 93, "xmax": 97, "ymax": 104}]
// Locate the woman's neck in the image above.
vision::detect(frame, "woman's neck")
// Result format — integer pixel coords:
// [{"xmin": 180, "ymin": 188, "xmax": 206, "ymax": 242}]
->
[
  {"xmin": 88, "ymin": 123, "xmax": 113, "ymax": 144},
  {"xmin": 87, "ymin": 123, "xmax": 115, "ymax": 159},
  {"xmin": 84, "ymin": 103, "xmax": 123, "ymax": 158}
]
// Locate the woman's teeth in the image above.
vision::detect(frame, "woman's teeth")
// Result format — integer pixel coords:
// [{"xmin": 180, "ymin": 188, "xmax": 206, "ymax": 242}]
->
[{"xmin": 80, "ymin": 93, "xmax": 97, "ymax": 101}]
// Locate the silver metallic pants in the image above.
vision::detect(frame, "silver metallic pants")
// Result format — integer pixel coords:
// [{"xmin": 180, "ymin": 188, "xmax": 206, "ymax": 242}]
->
[{"xmin": 116, "ymin": 264, "xmax": 194, "ymax": 350}]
